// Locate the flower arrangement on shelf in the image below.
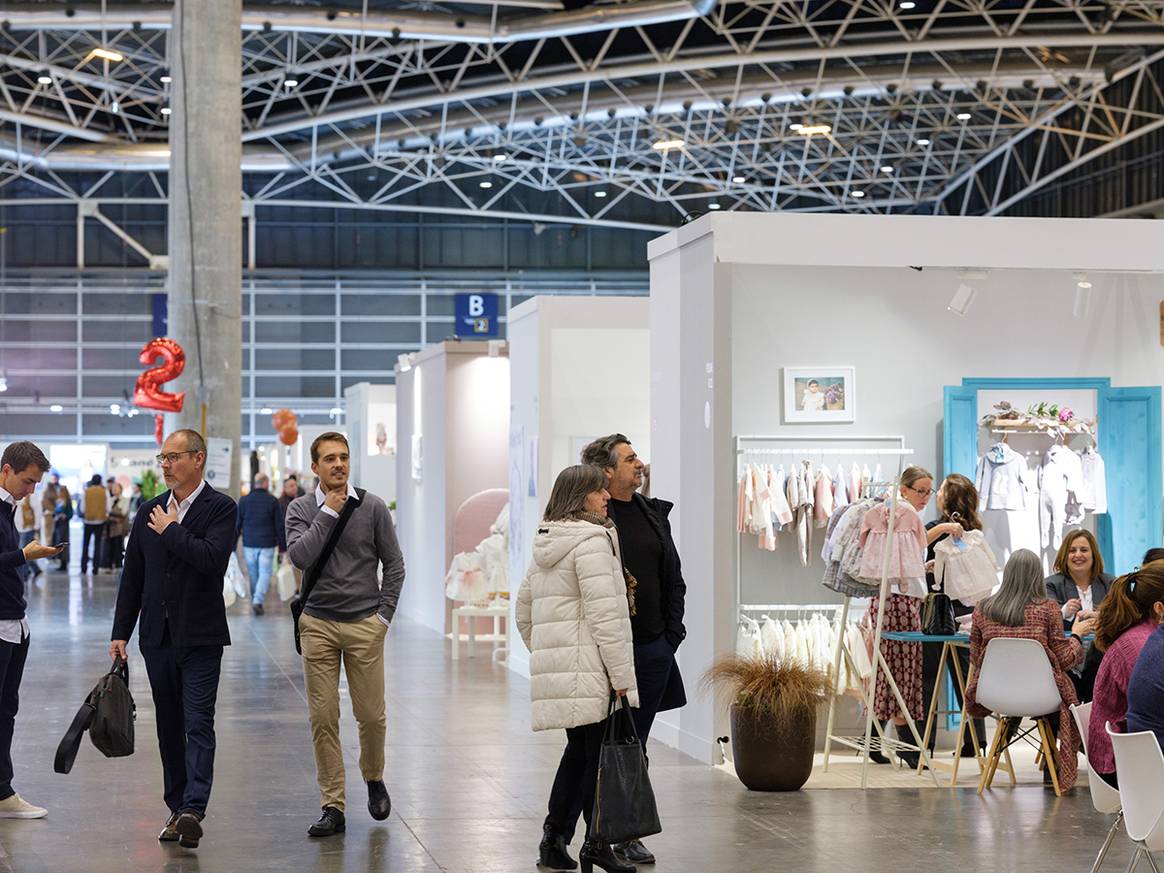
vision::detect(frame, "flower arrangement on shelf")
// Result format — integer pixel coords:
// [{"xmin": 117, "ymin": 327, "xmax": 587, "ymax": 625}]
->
[{"xmin": 979, "ymin": 401, "xmax": 1095, "ymax": 439}]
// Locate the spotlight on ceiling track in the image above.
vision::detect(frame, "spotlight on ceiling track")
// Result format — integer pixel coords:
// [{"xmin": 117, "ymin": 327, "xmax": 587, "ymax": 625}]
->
[
  {"xmin": 948, "ymin": 283, "xmax": 976, "ymax": 316},
  {"xmin": 283, "ymin": 79, "xmax": 299, "ymax": 89},
  {"xmin": 652, "ymin": 139, "xmax": 685, "ymax": 151},
  {"xmin": 88, "ymin": 47, "xmax": 124, "ymax": 63},
  {"xmin": 37, "ymin": 75, "xmax": 52, "ymax": 85}
]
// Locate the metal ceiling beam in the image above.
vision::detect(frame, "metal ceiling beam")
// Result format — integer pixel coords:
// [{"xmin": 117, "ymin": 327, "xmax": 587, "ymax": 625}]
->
[
  {"xmin": 243, "ymin": 31, "xmax": 1164, "ymax": 140},
  {"xmin": 0, "ymin": 1, "xmax": 715, "ymax": 44}
]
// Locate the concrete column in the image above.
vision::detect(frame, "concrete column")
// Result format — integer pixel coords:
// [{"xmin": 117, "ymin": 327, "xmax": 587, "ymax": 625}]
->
[{"xmin": 166, "ymin": 0, "xmax": 242, "ymax": 498}]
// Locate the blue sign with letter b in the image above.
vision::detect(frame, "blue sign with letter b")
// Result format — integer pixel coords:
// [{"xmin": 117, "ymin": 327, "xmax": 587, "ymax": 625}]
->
[{"xmin": 454, "ymin": 293, "xmax": 500, "ymax": 338}]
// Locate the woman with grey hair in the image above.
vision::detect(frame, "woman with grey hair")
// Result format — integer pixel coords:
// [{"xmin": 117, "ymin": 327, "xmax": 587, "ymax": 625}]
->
[
  {"xmin": 517, "ymin": 464, "xmax": 639, "ymax": 873},
  {"xmin": 965, "ymin": 549, "xmax": 1095, "ymax": 790}
]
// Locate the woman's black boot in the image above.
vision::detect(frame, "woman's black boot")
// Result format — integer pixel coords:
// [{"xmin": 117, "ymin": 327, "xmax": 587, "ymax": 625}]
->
[
  {"xmin": 579, "ymin": 839, "xmax": 635, "ymax": 873},
  {"xmin": 539, "ymin": 824, "xmax": 577, "ymax": 871},
  {"xmin": 895, "ymin": 723, "xmax": 920, "ymax": 769}
]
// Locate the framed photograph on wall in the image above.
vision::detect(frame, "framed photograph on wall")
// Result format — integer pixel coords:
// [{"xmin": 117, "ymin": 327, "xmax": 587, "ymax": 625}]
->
[{"xmin": 782, "ymin": 367, "xmax": 856, "ymax": 423}]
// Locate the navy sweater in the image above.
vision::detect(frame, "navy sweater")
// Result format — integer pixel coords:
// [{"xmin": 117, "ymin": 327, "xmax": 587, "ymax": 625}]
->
[
  {"xmin": 236, "ymin": 487, "xmax": 286, "ymax": 550},
  {"xmin": 0, "ymin": 503, "xmax": 28, "ymax": 620},
  {"xmin": 1127, "ymin": 624, "xmax": 1164, "ymax": 753}
]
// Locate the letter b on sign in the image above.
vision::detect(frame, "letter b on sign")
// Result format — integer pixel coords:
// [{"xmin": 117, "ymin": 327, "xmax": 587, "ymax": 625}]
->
[
  {"xmin": 455, "ymin": 292, "xmax": 500, "ymax": 338},
  {"xmin": 468, "ymin": 295, "xmax": 485, "ymax": 317}
]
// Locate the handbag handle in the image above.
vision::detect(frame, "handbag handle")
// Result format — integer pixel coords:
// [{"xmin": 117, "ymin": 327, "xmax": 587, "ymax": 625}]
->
[
  {"xmin": 108, "ymin": 655, "xmax": 128, "ymax": 685},
  {"xmin": 603, "ymin": 692, "xmax": 640, "ymax": 745}
]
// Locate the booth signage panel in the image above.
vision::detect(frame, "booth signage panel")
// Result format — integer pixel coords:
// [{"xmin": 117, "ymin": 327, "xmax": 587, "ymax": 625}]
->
[{"xmin": 454, "ymin": 293, "xmax": 500, "ymax": 338}]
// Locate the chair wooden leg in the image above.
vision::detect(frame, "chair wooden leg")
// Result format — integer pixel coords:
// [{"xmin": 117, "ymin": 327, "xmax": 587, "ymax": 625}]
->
[
  {"xmin": 988, "ymin": 717, "xmax": 1013, "ymax": 790},
  {"xmin": 978, "ymin": 718, "xmax": 1003, "ymax": 795},
  {"xmin": 1038, "ymin": 718, "xmax": 1062, "ymax": 796},
  {"xmin": 1144, "ymin": 851, "xmax": 1161, "ymax": 873},
  {"xmin": 1090, "ymin": 812, "xmax": 1124, "ymax": 873},
  {"xmin": 1124, "ymin": 848, "xmax": 1140, "ymax": 873}
]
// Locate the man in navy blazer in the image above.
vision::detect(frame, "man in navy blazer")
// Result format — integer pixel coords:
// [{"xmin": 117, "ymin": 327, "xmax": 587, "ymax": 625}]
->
[{"xmin": 111, "ymin": 429, "xmax": 237, "ymax": 850}]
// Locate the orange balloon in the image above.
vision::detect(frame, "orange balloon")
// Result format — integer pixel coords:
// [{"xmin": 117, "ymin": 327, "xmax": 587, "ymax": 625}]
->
[
  {"xmin": 278, "ymin": 425, "xmax": 299, "ymax": 446},
  {"xmin": 271, "ymin": 408, "xmax": 296, "ymax": 430}
]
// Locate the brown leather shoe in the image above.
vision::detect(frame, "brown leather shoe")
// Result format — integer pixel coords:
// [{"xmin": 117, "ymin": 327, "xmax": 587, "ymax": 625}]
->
[{"xmin": 158, "ymin": 813, "xmax": 180, "ymax": 842}]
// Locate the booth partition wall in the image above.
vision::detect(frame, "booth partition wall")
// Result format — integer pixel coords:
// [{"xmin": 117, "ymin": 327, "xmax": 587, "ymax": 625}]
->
[{"xmin": 0, "ymin": 270, "xmax": 646, "ymax": 447}]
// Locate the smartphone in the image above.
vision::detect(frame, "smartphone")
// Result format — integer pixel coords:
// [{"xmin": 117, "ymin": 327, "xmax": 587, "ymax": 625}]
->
[{"xmin": 55, "ymin": 542, "xmax": 68, "ymax": 548}]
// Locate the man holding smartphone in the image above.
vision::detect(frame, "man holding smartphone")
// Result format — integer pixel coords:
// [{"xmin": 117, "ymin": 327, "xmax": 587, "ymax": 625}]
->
[{"xmin": 0, "ymin": 441, "xmax": 60, "ymax": 819}]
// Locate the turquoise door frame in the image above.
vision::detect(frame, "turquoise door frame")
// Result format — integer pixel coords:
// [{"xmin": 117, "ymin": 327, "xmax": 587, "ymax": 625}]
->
[{"xmin": 942, "ymin": 377, "xmax": 1162, "ymax": 574}]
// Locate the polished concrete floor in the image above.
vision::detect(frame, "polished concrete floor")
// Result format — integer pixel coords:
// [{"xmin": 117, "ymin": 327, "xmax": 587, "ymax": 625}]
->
[{"xmin": 0, "ymin": 565, "xmax": 1139, "ymax": 873}]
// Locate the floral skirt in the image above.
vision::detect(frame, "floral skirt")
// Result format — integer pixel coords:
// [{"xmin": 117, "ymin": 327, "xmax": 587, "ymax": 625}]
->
[{"xmin": 865, "ymin": 593, "xmax": 923, "ymax": 722}]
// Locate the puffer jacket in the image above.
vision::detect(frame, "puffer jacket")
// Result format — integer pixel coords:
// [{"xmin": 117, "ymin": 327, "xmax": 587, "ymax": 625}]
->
[{"xmin": 516, "ymin": 520, "xmax": 640, "ymax": 732}]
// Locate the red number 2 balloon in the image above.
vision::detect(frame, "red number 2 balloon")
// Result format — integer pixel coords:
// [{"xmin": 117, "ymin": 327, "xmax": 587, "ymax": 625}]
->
[{"xmin": 133, "ymin": 337, "xmax": 187, "ymax": 414}]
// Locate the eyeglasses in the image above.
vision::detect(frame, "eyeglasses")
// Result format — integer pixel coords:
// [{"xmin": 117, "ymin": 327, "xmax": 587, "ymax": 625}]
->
[
  {"xmin": 156, "ymin": 451, "xmax": 196, "ymax": 465},
  {"xmin": 906, "ymin": 485, "xmax": 935, "ymax": 498}
]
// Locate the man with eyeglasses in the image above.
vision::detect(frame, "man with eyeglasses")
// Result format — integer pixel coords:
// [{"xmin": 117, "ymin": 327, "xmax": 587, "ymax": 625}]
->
[{"xmin": 110, "ymin": 429, "xmax": 237, "ymax": 850}]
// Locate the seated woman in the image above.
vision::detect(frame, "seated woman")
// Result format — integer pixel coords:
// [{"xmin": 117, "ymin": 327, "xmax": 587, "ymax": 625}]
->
[
  {"xmin": 1088, "ymin": 557, "xmax": 1164, "ymax": 787},
  {"xmin": 1046, "ymin": 529, "xmax": 1115, "ymax": 701},
  {"xmin": 967, "ymin": 549, "xmax": 1095, "ymax": 791}
]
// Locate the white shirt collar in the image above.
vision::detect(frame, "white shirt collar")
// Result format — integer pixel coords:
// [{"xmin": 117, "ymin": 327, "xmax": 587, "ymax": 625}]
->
[
  {"xmin": 0, "ymin": 487, "xmax": 13, "ymax": 507},
  {"xmin": 314, "ymin": 481, "xmax": 358, "ymax": 506},
  {"xmin": 168, "ymin": 479, "xmax": 208, "ymax": 511}
]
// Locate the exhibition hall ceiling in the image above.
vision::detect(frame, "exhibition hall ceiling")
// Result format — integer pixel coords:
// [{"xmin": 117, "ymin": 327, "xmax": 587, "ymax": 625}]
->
[{"xmin": 1, "ymin": 0, "xmax": 1163, "ymax": 229}]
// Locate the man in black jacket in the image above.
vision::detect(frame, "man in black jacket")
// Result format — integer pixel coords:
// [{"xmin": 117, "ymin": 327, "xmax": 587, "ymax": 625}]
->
[
  {"xmin": 237, "ymin": 473, "xmax": 286, "ymax": 615},
  {"xmin": 579, "ymin": 433, "xmax": 687, "ymax": 867},
  {"xmin": 0, "ymin": 441, "xmax": 60, "ymax": 819},
  {"xmin": 110, "ymin": 429, "xmax": 237, "ymax": 850}
]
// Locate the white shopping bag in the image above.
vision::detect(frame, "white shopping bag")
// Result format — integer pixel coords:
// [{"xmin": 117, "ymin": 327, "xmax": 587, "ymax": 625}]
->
[
  {"xmin": 222, "ymin": 572, "xmax": 236, "ymax": 608},
  {"xmin": 276, "ymin": 558, "xmax": 297, "ymax": 602},
  {"xmin": 226, "ymin": 552, "xmax": 249, "ymax": 601}
]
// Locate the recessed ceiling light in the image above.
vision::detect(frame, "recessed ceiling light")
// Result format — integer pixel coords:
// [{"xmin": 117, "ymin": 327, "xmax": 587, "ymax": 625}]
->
[
  {"xmin": 917, "ymin": 138, "xmax": 931, "ymax": 146},
  {"xmin": 851, "ymin": 190, "xmax": 866, "ymax": 198},
  {"xmin": 37, "ymin": 75, "xmax": 52, "ymax": 85},
  {"xmin": 789, "ymin": 122, "xmax": 804, "ymax": 131},
  {"xmin": 111, "ymin": 100, "xmax": 119, "ymax": 114},
  {"xmin": 956, "ymin": 112, "xmax": 972, "ymax": 121},
  {"xmin": 732, "ymin": 175, "xmax": 746, "ymax": 184},
  {"xmin": 652, "ymin": 138, "xmax": 685, "ymax": 151},
  {"xmin": 799, "ymin": 124, "xmax": 832, "ymax": 135},
  {"xmin": 160, "ymin": 106, "xmax": 172, "ymax": 116},
  {"xmin": 899, "ymin": 0, "xmax": 917, "ymax": 8},
  {"xmin": 283, "ymin": 79, "xmax": 299, "ymax": 89},
  {"xmin": 493, "ymin": 153, "xmax": 508, "ymax": 162},
  {"xmin": 89, "ymin": 47, "xmax": 124, "ymax": 63},
  {"xmin": 708, "ymin": 202, "xmax": 721, "ymax": 210},
  {"xmin": 594, "ymin": 190, "xmax": 607, "ymax": 198},
  {"xmin": 50, "ymin": 404, "xmax": 63, "ymax": 413},
  {"xmin": 479, "ymin": 180, "xmax": 493, "ymax": 189},
  {"xmin": 880, "ymin": 165, "xmax": 894, "ymax": 174},
  {"xmin": 160, "ymin": 75, "xmax": 172, "ymax": 84}
]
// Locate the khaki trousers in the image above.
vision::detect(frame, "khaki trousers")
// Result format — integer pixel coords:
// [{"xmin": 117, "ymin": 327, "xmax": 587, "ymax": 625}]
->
[{"xmin": 300, "ymin": 612, "xmax": 388, "ymax": 811}]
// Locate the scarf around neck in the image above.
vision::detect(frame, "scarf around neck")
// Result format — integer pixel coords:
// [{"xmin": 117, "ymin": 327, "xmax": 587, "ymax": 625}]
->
[{"xmin": 569, "ymin": 510, "xmax": 638, "ymax": 616}]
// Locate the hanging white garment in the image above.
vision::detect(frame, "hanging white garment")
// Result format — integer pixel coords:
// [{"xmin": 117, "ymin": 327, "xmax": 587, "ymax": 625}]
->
[
  {"xmin": 761, "ymin": 616, "xmax": 783, "ymax": 659},
  {"xmin": 850, "ymin": 462, "xmax": 863, "ymax": 503},
  {"xmin": 736, "ymin": 616, "xmax": 763, "ymax": 658},
  {"xmin": 770, "ymin": 466, "xmax": 794, "ymax": 527},
  {"xmin": 976, "ymin": 443, "xmax": 1030, "ymax": 511},
  {"xmin": 933, "ymin": 530, "xmax": 1000, "ymax": 605},
  {"xmin": 1079, "ymin": 447, "xmax": 1108, "ymax": 514},
  {"xmin": 833, "ymin": 467, "xmax": 850, "ymax": 513},
  {"xmin": 1039, "ymin": 445, "xmax": 1085, "ymax": 550},
  {"xmin": 782, "ymin": 620, "xmax": 797, "ymax": 664}
]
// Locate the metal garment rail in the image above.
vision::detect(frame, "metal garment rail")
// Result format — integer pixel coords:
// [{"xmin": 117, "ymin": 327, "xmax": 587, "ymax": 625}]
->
[{"xmin": 734, "ymin": 434, "xmax": 937, "ymax": 788}]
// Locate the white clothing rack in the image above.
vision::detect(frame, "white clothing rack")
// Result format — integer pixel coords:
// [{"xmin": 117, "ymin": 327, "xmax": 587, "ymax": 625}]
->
[{"xmin": 733, "ymin": 434, "xmax": 937, "ymax": 788}]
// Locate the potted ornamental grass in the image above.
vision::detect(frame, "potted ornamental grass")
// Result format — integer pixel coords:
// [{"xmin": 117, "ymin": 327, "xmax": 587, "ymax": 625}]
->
[{"xmin": 703, "ymin": 654, "xmax": 831, "ymax": 791}]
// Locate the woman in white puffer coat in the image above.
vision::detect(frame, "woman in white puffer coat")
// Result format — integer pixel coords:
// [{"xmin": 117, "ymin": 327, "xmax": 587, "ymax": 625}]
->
[{"xmin": 517, "ymin": 464, "xmax": 639, "ymax": 873}]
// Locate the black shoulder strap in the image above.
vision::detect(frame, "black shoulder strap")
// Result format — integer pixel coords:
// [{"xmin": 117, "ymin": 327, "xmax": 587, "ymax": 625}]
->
[
  {"xmin": 54, "ymin": 688, "xmax": 98, "ymax": 774},
  {"xmin": 300, "ymin": 489, "xmax": 366, "ymax": 609}
]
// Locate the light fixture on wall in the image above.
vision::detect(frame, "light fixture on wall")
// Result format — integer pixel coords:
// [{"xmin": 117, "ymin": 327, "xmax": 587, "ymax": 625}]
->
[
  {"xmin": 948, "ymin": 283, "xmax": 976, "ymax": 316},
  {"xmin": 1073, "ymin": 272, "xmax": 1092, "ymax": 318}
]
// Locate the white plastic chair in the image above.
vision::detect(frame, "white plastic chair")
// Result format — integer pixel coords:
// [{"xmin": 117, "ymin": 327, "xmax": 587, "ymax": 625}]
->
[
  {"xmin": 1107, "ymin": 723, "xmax": 1164, "ymax": 873},
  {"xmin": 1071, "ymin": 703, "xmax": 1124, "ymax": 873},
  {"xmin": 974, "ymin": 637, "xmax": 1065, "ymax": 796}
]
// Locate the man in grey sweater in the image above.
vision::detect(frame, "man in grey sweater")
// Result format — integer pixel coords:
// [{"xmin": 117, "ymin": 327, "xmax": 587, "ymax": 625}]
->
[{"xmin": 285, "ymin": 431, "xmax": 405, "ymax": 838}]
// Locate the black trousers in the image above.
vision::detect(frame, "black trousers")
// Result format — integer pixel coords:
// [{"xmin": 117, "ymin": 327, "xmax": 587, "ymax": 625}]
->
[
  {"xmin": 80, "ymin": 523, "xmax": 105, "ymax": 572},
  {"xmin": 557, "ymin": 635, "xmax": 675, "ymax": 843},
  {"xmin": 0, "ymin": 632, "xmax": 29, "ymax": 801},
  {"xmin": 141, "ymin": 631, "xmax": 224, "ymax": 817},
  {"xmin": 545, "ymin": 720, "xmax": 605, "ymax": 841}
]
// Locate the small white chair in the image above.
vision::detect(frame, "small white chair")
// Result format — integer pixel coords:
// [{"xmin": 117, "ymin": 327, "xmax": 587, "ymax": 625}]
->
[
  {"xmin": 1107, "ymin": 723, "xmax": 1164, "ymax": 873},
  {"xmin": 974, "ymin": 637, "xmax": 1065, "ymax": 796},
  {"xmin": 1071, "ymin": 703, "xmax": 1124, "ymax": 873}
]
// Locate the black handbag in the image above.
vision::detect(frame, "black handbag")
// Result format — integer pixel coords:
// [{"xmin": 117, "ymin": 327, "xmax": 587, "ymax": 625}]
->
[
  {"xmin": 54, "ymin": 657, "xmax": 136, "ymax": 774},
  {"xmin": 923, "ymin": 561, "xmax": 957, "ymax": 636},
  {"xmin": 591, "ymin": 696, "xmax": 662, "ymax": 844},
  {"xmin": 290, "ymin": 489, "xmax": 364, "ymax": 654}
]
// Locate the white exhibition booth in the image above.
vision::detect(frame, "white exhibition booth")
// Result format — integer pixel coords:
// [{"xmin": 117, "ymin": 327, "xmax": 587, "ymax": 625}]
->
[
  {"xmin": 647, "ymin": 213, "xmax": 1164, "ymax": 763},
  {"xmin": 505, "ymin": 295, "xmax": 650, "ymax": 677},
  {"xmin": 345, "ymin": 382, "xmax": 397, "ymax": 508},
  {"xmin": 394, "ymin": 340, "xmax": 510, "ymax": 634}
]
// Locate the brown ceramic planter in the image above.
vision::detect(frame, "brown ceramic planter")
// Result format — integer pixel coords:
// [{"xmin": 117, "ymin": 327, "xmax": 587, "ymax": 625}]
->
[{"xmin": 730, "ymin": 702, "xmax": 815, "ymax": 791}]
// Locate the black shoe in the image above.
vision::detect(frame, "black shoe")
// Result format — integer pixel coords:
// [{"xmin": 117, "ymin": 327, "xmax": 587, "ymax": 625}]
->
[
  {"xmin": 613, "ymin": 839, "xmax": 655, "ymax": 864},
  {"xmin": 538, "ymin": 824, "xmax": 577, "ymax": 871},
  {"xmin": 579, "ymin": 839, "xmax": 634, "ymax": 873},
  {"xmin": 158, "ymin": 812, "xmax": 180, "ymax": 842},
  {"xmin": 366, "ymin": 780, "xmax": 390, "ymax": 821},
  {"xmin": 252, "ymin": 602, "xmax": 264, "ymax": 616},
  {"xmin": 175, "ymin": 812, "xmax": 203, "ymax": 848},
  {"xmin": 868, "ymin": 748, "xmax": 890, "ymax": 765},
  {"xmin": 895, "ymin": 725, "xmax": 920, "ymax": 769},
  {"xmin": 308, "ymin": 806, "xmax": 345, "ymax": 838}
]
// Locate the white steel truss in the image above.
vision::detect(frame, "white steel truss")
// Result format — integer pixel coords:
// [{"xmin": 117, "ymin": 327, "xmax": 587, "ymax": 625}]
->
[{"xmin": 0, "ymin": 0, "xmax": 1162, "ymax": 229}]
